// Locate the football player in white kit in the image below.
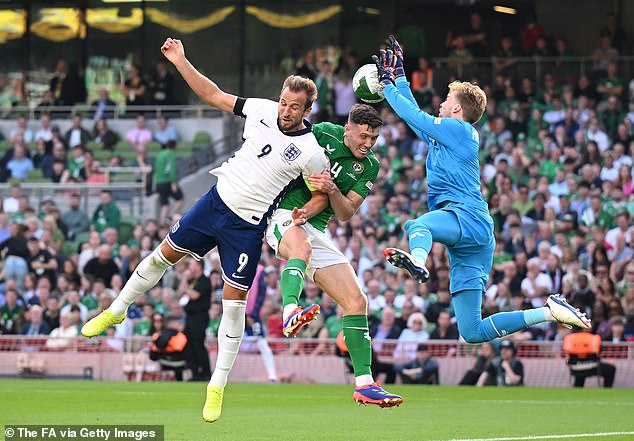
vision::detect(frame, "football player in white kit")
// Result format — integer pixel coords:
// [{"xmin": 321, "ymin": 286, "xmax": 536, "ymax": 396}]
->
[{"xmin": 81, "ymin": 38, "xmax": 329, "ymax": 423}]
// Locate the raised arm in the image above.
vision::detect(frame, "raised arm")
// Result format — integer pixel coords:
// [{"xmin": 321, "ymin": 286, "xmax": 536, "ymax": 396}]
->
[
  {"xmin": 307, "ymin": 170, "xmax": 363, "ymax": 222},
  {"xmin": 161, "ymin": 38, "xmax": 236, "ymax": 113}
]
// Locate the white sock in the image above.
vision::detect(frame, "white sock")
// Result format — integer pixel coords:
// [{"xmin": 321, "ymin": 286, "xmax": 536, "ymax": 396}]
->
[
  {"xmin": 109, "ymin": 248, "xmax": 172, "ymax": 316},
  {"xmin": 256, "ymin": 337, "xmax": 277, "ymax": 381},
  {"xmin": 283, "ymin": 303, "xmax": 298, "ymax": 322},
  {"xmin": 209, "ymin": 299, "xmax": 246, "ymax": 389},
  {"xmin": 355, "ymin": 374, "xmax": 374, "ymax": 387},
  {"xmin": 411, "ymin": 248, "xmax": 428, "ymax": 265}
]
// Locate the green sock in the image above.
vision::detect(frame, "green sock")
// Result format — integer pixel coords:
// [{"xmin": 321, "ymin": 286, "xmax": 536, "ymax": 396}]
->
[
  {"xmin": 343, "ymin": 315, "xmax": 372, "ymax": 377},
  {"xmin": 280, "ymin": 259, "xmax": 307, "ymax": 308}
]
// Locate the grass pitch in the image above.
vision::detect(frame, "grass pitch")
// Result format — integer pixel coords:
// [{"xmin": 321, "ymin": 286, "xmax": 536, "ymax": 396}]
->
[{"xmin": 1, "ymin": 380, "xmax": 633, "ymax": 441}]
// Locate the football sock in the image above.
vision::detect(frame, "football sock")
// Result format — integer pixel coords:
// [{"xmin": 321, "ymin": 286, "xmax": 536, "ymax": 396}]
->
[
  {"xmin": 280, "ymin": 259, "xmax": 306, "ymax": 318},
  {"xmin": 209, "ymin": 299, "xmax": 246, "ymax": 389},
  {"xmin": 523, "ymin": 307, "xmax": 549, "ymax": 325},
  {"xmin": 256, "ymin": 337, "xmax": 278, "ymax": 382},
  {"xmin": 109, "ymin": 248, "xmax": 172, "ymax": 316},
  {"xmin": 405, "ymin": 225, "xmax": 431, "ymax": 265},
  {"xmin": 343, "ymin": 315, "xmax": 373, "ymax": 384},
  {"xmin": 452, "ymin": 289, "xmax": 531, "ymax": 343}
]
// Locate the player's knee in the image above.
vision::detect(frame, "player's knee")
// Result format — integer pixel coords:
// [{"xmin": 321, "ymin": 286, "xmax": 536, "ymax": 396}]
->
[
  {"xmin": 340, "ymin": 289, "xmax": 367, "ymax": 315},
  {"xmin": 457, "ymin": 323, "xmax": 486, "ymax": 344}
]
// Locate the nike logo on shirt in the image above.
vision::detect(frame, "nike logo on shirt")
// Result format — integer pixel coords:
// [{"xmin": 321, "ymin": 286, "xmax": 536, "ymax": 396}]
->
[
  {"xmin": 260, "ymin": 119, "xmax": 269, "ymax": 127},
  {"xmin": 325, "ymin": 144, "xmax": 335, "ymax": 153}
]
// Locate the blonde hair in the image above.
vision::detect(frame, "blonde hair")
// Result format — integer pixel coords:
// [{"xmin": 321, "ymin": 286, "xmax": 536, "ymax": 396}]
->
[
  {"xmin": 448, "ymin": 80, "xmax": 487, "ymax": 124},
  {"xmin": 281, "ymin": 75, "xmax": 318, "ymax": 110}
]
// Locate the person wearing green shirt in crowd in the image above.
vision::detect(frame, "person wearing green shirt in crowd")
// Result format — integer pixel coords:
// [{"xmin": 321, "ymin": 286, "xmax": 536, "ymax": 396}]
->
[
  {"xmin": 265, "ymin": 104, "xmax": 403, "ymax": 408},
  {"xmin": 92, "ymin": 190, "xmax": 120, "ymax": 233},
  {"xmin": 154, "ymin": 140, "xmax": 183, "ymax": 222}
]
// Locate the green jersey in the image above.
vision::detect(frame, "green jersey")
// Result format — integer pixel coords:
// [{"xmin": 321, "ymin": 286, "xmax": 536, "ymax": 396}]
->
[{"xmin": 277, "ymin": 122, "xmax": 380, "ymax": 232}]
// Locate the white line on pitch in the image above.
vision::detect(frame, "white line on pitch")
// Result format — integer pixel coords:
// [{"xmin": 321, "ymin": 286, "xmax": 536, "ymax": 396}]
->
[
  {"xmin": 471, "ymin": 399, "xmax": 634, "ymax": 407},
  {"xmin": 437, "ymin": 431, "xmax": 634, "ymax": 441}
]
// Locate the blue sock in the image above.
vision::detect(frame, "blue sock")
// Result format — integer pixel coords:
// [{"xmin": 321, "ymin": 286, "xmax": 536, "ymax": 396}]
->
[
  {"xmin": 406, "ymin": 226, "xmax": 432, "ymax": 264},
  {"xmin": 522, "ymin": 307, "xmax": 548, "ymax": 326}
]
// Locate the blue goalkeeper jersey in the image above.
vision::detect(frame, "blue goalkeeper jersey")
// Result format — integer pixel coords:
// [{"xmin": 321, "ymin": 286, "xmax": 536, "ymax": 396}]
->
[{"xmin": 384, "ymin": 77, "xmax": 488, "ymax": 213}]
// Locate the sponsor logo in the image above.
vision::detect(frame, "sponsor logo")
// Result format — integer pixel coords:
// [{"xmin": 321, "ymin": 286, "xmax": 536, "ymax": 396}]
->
[
  {"xmin": 325, "ymin": 143, "xmax": 336, "ymax": 153},
  {"xmin": 260, "ymin": 118, "xmax": 269, "ymax": 127},
  {"xmin": 170, "ymin": 220, "xmax": 180, "ymax": 234},
  {"xmin": 351, "ymin": 161, "xmax": 364, "ymax": 174},
  {"xmin": 283, "ymin": 220, "xmax": 292, "ymax": 227},
  {"xmin": 409, "ymin": 232, "xmax": 426, "ymax": 240},
  {"xmin": 225, "ymin": 334, "xmax": 241, "ymax": 339},
  {"xmin": 346, "ymin": 172, "xmax": 358, "ymax": 180},
  {"xmin": 231, "ymin": 272, "xmax": 246, "ymax": 279},
  {"xmin": 434, "ymin": 117, "xmax": 441, "ymax": 124},
  {"xmin": 365, "ymin": 181, "xmax": 373, "ymax": 190},
  {"xmin": 283, "ymin": 143, "xmax": 301, "ymax": 162}
]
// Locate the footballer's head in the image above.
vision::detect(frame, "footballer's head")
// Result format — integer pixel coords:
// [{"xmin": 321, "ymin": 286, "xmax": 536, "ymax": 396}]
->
[
  {"xmin": 440, "ymin": 81, "xmax": 487, "ymax": 124},
  {"xmin": 344, "ymin": 104, "xmax": 382, "ymax": 158},
  {"xmin": 278, "ymin": 75, "xmax": 317, "ymax": 133}
]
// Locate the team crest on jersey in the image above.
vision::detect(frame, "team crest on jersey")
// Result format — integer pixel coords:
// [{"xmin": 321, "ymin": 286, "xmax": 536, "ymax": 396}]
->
[
  {"xmin": 283, "ymin": 143, "xmax": 301, "ymax": 162},
  {"xmin": 351, "ymin": 161, "xmax": 364, "ymax": 174}
]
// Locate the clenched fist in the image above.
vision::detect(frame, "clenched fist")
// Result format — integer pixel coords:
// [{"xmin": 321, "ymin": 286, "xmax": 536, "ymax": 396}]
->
[{"xmin": 161, "ymin": 38, "xmax": 185, "ymax": 65}]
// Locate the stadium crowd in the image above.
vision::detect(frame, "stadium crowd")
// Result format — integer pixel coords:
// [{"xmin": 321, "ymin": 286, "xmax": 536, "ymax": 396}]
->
[{"xmin": 1, "ymin": 14, "xmax": 634, "ymax": 381}]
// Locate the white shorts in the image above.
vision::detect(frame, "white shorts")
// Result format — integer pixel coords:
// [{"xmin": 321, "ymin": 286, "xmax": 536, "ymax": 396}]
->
[{"xmin": 265, "ymin": 209, "xmax": 348, "ymax": 280}]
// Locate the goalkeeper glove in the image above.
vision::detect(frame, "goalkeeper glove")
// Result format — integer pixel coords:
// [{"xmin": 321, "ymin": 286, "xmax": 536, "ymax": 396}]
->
[
  {"xmin": 371, "ymin": 49, "xmax": 397, "ymax": 88},
  {"xmin": 386, "ymin": 35, "xmax": 405, "ymax": 78}
]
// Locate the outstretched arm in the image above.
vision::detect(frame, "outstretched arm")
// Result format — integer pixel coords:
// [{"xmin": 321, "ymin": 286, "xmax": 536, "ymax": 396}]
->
[{"xmin": 161, "ymin": 38, "xmax": 236, "ymax": 113}]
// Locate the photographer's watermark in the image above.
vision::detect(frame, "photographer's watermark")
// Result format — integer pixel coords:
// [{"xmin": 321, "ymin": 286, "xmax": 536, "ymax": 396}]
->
[{"xmin": 4, "ymin": 425, "xmax": 163, "ymax": 441}]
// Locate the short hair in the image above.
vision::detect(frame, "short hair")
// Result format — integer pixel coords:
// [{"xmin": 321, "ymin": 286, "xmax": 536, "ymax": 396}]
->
[
  {"xmin": 281, "ymin": 75, "xmax": 317, "ymax": 110},
  {"xmin": 448, "ymin": 80, "xmax": 487, "ymax": 124},
  {"xmin": 348, "ymin": 104, "xmax": 382, "ymax": 129}
]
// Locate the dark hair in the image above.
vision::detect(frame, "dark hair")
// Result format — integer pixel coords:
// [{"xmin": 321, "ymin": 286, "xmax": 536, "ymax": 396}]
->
[{"xmin": 348, "ymin": 104, "xmax": 382, "ymax": 129}]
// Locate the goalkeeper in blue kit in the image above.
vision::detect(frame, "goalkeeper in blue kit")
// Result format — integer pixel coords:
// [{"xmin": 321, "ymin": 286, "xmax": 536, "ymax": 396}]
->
[{"xmin": 375, "ymin": 36, "xmax": 590, "ymax": 343}]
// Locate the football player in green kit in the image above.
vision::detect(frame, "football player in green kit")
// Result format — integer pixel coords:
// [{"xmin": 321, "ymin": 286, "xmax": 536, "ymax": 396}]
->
[{"xmin": 266, "ymin": 104, "xmax": 403, "ymax": 407}]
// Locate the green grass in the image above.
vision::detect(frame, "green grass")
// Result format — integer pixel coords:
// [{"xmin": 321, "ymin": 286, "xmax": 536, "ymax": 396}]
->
[{"xmin": 1, "ymin": 380, "xmax": 633, "ymax": 441}]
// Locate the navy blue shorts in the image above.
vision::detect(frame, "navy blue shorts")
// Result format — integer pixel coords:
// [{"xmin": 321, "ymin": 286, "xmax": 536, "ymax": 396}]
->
[{"xmin": 167, "ymin": 186, "xmax": 265, "ymax": 291}]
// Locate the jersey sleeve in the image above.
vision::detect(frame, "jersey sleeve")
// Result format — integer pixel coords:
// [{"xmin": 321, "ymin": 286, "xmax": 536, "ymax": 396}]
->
[
  {"xmin": 395, "ymin": 76, "xmax": 418, "ymax": 106},
  {"xmin": 383, "ymin": 84, "xmax": 472, "ymax": 152},
  {"xmin": 350, "ymin": 158, "xmax": 379, "ymax": 199}
]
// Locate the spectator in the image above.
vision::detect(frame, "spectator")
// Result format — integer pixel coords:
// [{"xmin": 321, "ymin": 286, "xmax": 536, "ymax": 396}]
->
[
  {"xmin": 61, "ymin": 193, "xmax": 90, "ymax": 240},
  {"xmin": 21, "ymin": 304, "xmax": 51, "ymax": 335},
  {"xmin": 369, "ymin": 306, "xmax": 402, "ymax": 352},
  {"xmin": 394, "ymin": 343, "xmax": 439, "ymax": 384},
  {"xmin": 6, "ymin": 144, "xmax": 34, "ymax": 180},
  {"xmin": 429, "ymin": 310, "xmax": 460, "ymax": 340},
  {"xmin": 154, "ymin": 116, "xmax": 179, "ymax": 146},
  {"xmin": 600, "ymin": 13, "xmax": 626, "ymax": 52},
  {"xmin": 26, "ymin": 237, "xmax": 57, "ymax": 288},
  {"xmin": 563, "ymin": 331, "xmax": 616, "ymax": 387},
  {"xmin": 592, "ymin": 35, "xmax": 619, "ymax": 74},
  {"xmin": 60, "ymin": 290, "xmax": 89, "ymax": 324},
  {"xmin": 519, "ymin": 13, "xmax": 545, "ymax": 54},
  {"xmin": 125, "ymin": 114, "xmax": 152, "ymax": 151},
  {"xmin": 123, "ymin": 64, "xmax": 147, "ymax": 109},
  {"xmin": 0, "ymin": 223, "xmax": 30, "ymax": 289},
  {"xmin": 90, "ymin": 89, "xmax": 117, "ymax": 120},
  {"xmin": 49, "ymin": 59, "xmax": 85, "ymax": 107},
  {"xmin": 9, "ymin": 116, "xmax": 34, "ymax": 144},
  {"xmin": 149, "ymin": 59, "xmax": 175, "ymax": 106},
  {"xmin": 92, "ymin": 190, "xmax": 121, "ymax": 233},
  {"xmin": 492, "ymin": 340, "xmax": 524, "ymax": 386},
  {"xmin": 459, "ymin": 342, "xmax": 497, "ymax": 386},
  {"xmin": 34, "ymin": 114, "xmax": 53, "ymax": 144},
  {"xmin": 83, "ymin": 245, "xmax": 120, "ymax": 289},
  {"xmin": 45, "ymin": 311, "xmax": 78, "ymax": 349},
  {"xmin": 91, "ymin": 118, "xmax": 118, "ymax": 150},
  {"xmin": 393, "ymin": 312, "xmax": 429, "ymax": 359},
  {"xmin": 64, "ymin": 115, "xmax": 90, "ymax": 148},
  {"xmin": 180, "ymin": 258, "xmax": 212, "ymax": 381},
  {"xmin": 0, "ymin": 289, "xmax": 23, "ymax": 334}
]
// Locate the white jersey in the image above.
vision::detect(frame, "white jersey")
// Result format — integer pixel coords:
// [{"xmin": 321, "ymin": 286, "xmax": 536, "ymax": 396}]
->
[{"xmin": 212, "ymin": 98, "xmax": 328, "ymax": 225}]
